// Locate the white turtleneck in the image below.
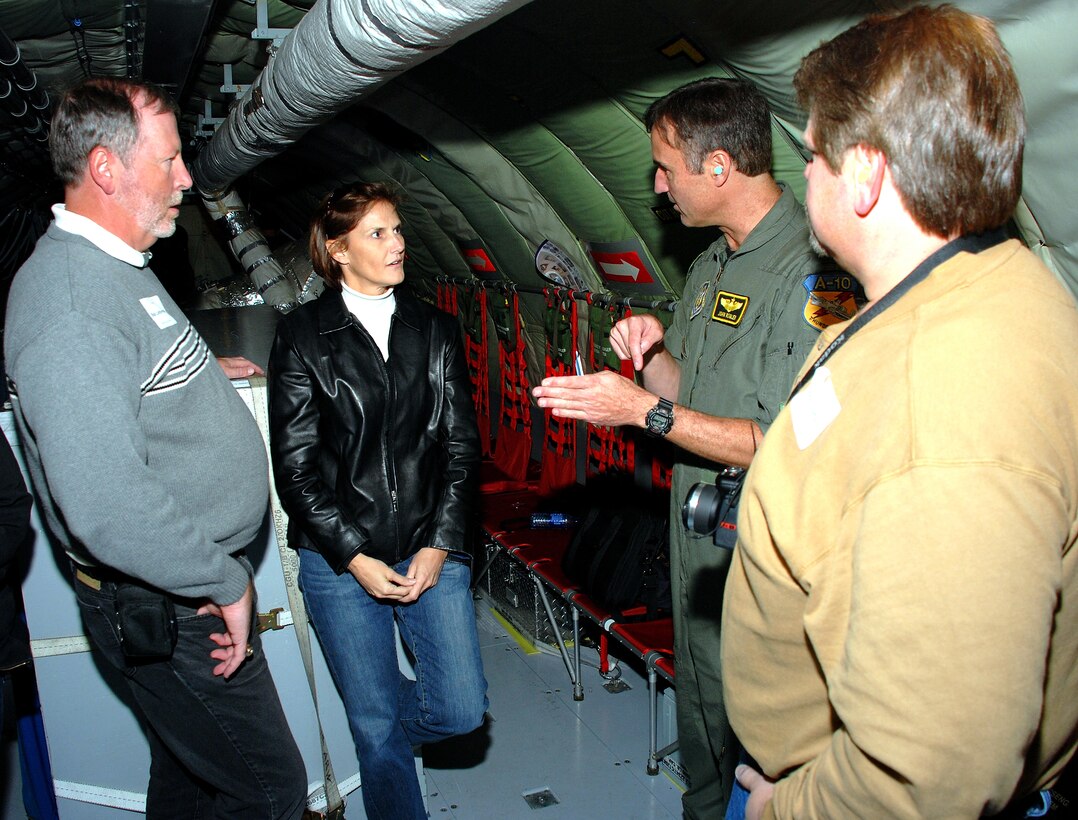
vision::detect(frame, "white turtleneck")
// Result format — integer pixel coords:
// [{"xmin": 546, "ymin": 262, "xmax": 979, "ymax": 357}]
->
[{"xmin": 342, "ymin": 283, "xmax": 395, "ymax": 360}]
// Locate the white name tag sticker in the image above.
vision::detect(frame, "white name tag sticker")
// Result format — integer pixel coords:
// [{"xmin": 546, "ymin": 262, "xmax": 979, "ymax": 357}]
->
[
  {"xmin": 140, "ymin": 295, "xmax": 177, "ymax": 329},
  {"xmin": 789, "ymin": 366, "xmax": 841, "ymax": 450}
]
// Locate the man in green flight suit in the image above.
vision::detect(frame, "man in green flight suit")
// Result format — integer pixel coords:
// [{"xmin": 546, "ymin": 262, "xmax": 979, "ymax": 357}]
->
[{"xmin": 533, "ymin": 77, "xmax": 851, "ymax": 818}]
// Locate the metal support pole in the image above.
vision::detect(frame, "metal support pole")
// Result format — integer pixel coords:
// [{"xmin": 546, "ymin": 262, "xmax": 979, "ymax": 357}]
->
[
  {"xmin": 532, "ymin": 575, "xmax": 578, "ymax": 691},
  {"xmin": 571, "ymin": 607, "xmax": 583, "ymax": 701},
  {"xmin": 646, "ymin": 665, "xmax": 660, "ymax": 775}
]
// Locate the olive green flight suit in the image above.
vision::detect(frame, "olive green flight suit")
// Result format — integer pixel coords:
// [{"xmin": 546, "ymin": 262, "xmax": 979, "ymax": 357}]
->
[{"xmin": 663, "ymin": 184, "xmax": 847, "ymax": 819}]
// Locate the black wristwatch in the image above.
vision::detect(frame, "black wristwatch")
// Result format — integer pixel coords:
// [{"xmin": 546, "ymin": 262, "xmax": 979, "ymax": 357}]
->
[{"xmin": 644, "ymin": 398, "xmax": 675, "ymax": 438}]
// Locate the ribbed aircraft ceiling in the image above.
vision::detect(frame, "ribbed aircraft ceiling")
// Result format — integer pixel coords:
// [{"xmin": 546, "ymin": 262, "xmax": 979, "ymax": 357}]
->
[{"xmin": 2, "ymin": 0, "xmax": 1077, "ymax": 310}]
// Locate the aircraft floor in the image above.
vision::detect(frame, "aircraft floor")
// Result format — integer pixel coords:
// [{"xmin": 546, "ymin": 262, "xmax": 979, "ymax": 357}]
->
[
  {"xmin": 0, "ymin": 595, "xmax": 686, "ymax": 819},
  {"xmin": 420, "ymin": 599, "xmax": 684, "ymax": 819}
]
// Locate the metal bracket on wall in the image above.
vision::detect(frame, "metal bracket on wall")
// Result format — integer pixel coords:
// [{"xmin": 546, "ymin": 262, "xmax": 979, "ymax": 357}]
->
[
  {"xmin": 252, "ymin": 0, "xmax": 292, "ymax": 49},
  {"xmin": 196, "ymin": 99, "xmax": 225, "ymax": 138},
  {"xmin": 221, "ymin": 64, "xmax": 250, "ymax": 97}
]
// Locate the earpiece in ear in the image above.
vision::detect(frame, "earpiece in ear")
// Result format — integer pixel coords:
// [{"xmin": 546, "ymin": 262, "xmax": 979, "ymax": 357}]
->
[{"xmin": 713, "ymin": 166, "xmax": 724, "ymax": 176}]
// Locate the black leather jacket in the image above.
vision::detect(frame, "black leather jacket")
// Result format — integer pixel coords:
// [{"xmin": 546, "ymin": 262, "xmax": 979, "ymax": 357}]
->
[{"xmin": 268, "ymin": 288, "xmax": 479, "ymax": 572}]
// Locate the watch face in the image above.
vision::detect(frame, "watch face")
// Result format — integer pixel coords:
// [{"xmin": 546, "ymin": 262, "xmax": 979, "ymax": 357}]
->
[{"xmin": 646, "ymin": 400, "xmax": 673, "ymax": 436}]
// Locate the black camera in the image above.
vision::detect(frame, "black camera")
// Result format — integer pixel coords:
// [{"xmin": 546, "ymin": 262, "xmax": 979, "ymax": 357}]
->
[{"xmin": 681, "ymin": 465, "xmax": 745, "ymax": 550}]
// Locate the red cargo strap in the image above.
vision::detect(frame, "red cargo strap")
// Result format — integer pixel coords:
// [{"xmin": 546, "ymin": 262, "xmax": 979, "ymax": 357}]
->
[
  {"xmin": 461, "ymin": 283, "xmax": 491, "ymax": 456},
  {"xmin": 492, "ymin": 287, "xmax": 533, "ymax": 481},
  {"xmin": 585, "ymin": 302, "xmax": 636, "ymax": 478},
  {"xmin": 436, "ymin": 278, "xmax": 459, "ymax": 315},
  {"xmin": 539, "ymin": 288, "xmax": 578, "ymax": 496}
]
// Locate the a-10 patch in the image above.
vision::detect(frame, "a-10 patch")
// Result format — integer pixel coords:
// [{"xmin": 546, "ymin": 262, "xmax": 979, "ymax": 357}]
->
[
  {"xmin": 711, "ymin": 290, "xmax": 749, "ymax": 326},
  {"xmin": 803, "ymin": 272, "xmax": 859, "ymax": 329}
]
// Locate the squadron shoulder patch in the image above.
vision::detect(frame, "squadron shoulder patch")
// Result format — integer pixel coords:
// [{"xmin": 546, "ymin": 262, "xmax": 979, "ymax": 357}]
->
[
  {"xmin": 711, "ymin": 290, "xmax": 749, "ymax": 326},
  {"xmin": 803, "ymin": 273, "xmax": 858, "ymax": 330}
]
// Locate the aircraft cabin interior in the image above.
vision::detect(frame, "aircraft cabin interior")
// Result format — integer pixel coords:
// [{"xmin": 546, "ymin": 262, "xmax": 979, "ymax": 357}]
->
[{"xmin": 1, "ymin": 0, "xmax": 1076, "ymax": 817}]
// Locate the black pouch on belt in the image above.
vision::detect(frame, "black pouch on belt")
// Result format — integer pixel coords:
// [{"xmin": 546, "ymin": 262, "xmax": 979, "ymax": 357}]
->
[{"xmin": 114, "ymin": 583, "xmax": 178, "ymax": 661}]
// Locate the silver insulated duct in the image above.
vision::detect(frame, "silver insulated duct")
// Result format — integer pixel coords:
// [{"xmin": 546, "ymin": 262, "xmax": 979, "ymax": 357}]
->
[
  {"xmin": 199, "ymin": 188, "xmax": 310, "ymax": 311},
  {"xmin": 191, "ymin": 0, "xmax": 534, "ymax": 195}
]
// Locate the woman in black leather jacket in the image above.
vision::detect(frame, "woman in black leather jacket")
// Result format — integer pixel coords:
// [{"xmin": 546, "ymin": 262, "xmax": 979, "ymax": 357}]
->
[{"xmin": 268, "ymin": 182, "xmax": 487, "ymax": 820}]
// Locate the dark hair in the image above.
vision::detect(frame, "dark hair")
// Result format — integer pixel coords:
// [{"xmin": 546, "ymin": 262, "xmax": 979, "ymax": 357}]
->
[
  {"xmin": 309, "ymin": 181, "xmax": 403, "ymax": 290},
  {"xmin": 644, "ymin": 78, "xmax": 773, "ymax": 176},
  {"xmin": 794, "ymin": 4, "xmax": 1024, "ymax": 236},
  {"xmin": 49, "ymin": 77, "xmax": 179, "ymax": 186}
]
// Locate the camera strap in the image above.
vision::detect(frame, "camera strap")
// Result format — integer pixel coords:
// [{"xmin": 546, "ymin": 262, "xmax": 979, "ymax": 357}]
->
[{"xmin": 788, "ymin": 230, "xmax": 1006, "ymax": 402}]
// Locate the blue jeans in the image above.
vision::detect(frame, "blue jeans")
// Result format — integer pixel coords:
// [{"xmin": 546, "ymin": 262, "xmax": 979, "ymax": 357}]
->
[
  {"xmin": 725, "ymin": 771, "xmax": 750, "ymax": 820},
  {"xmin": 723, "ymin": 761, "xmax": 1052, "ymax": 819},
  {"xmin": 299, "ymin": 549, "xmax": 488, "ymax": 820},
  {"xmin": 724, "ymin": 749, "xmax": 753, "ymax": 820},
  {"xmin": 74, "ymin": 572, "xmax": 307, "ymax": 820}
]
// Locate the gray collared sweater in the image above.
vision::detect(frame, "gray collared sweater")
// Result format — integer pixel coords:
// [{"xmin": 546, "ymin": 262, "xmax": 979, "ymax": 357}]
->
[{"xmin": 4, "ymin": 224, "xmax": 267, "ymax": 604}]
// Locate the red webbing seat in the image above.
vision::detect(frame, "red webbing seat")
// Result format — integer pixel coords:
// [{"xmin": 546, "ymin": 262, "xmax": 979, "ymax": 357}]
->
[{"xmin": 611, "ymin": 617, "xmax": 674, "ymax": 663}]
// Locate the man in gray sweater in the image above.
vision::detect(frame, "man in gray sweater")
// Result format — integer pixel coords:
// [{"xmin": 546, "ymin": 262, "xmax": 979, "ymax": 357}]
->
[{"xmin": 4, "ymin": 78, "xmax": 306, "ymax": 818}]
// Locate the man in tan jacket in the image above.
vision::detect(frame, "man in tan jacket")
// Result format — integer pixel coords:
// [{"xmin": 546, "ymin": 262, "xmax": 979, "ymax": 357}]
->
[{"xmin": 723, "ymin": 5, "xmax": 1078, "ymax": 818}]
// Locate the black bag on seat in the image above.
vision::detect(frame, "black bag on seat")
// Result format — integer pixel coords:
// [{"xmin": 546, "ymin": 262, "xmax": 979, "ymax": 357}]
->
[{"xmin": 561, "ymin": 480, "xmax": 671, "ymax": 619}]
